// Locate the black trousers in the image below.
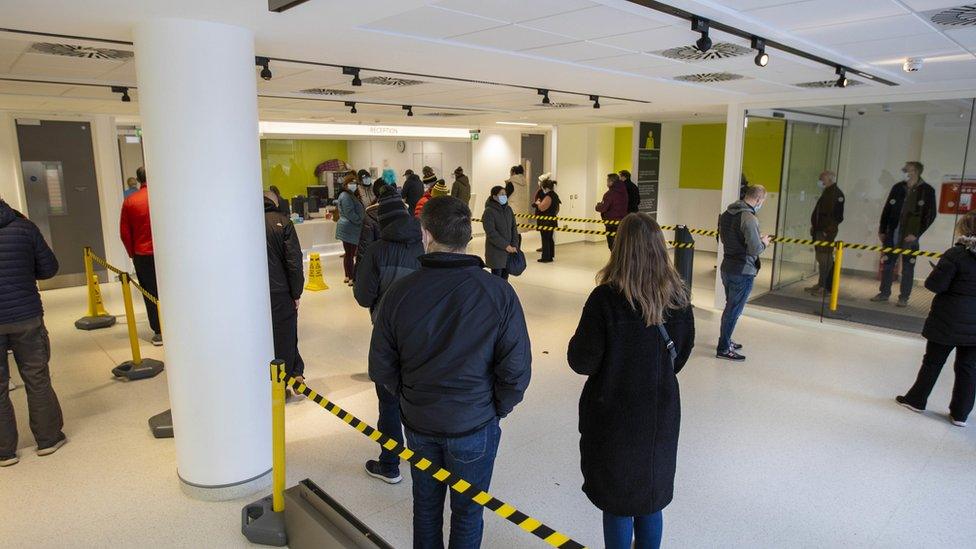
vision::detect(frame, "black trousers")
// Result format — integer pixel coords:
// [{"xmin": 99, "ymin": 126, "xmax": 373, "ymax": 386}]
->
[
  {"xmin": 0, "ymin": 317, "xmax": 64, "ymax": 457},
  {"xmin": 813, "ymin": 231, "xmax": 836, "ymax": 289},
  {"xmin": 132, "ymin": 254, "xmax": 161, "ymax": 334},
  {"xmin": 605, "ymin": 223, "xmax": 615, "ymax": 250},
  {"xmin": 903, "ymin": 341, "xmax": 976, "ymax": 421},
  {"xmin": 270, "ymin": 292, "xmax": 304, "ymax": 378},
  {"xmin": 540, "ymin": 225, "xmax": 555, "ymax": 261}
]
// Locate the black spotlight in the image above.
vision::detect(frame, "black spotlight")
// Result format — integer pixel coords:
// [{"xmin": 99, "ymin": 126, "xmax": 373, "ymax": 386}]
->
[
  {"xmin": 692, "ymin": 17, "xmax": 711, "ymax": 52},
  {"xmin": 345, "ymin": 101, "xmax": 357, "ymax": 114},
  {"xmin": 111, "ymin": 86, "xmax": 131, "ymax": 102},
  {"xmin": 343, "ymin": 66, "xmax": 362, "ymax": 87},
  {"xmin": 589, "ymin": 94, "xmax": 600, "ymax": 109},
  {"xmin": 255, "ymin": 56, "xmax": 272, "ymax": 81},
  {"xmin": 402, "ymin": 105, "xmax": 413, "ymax": 117},
  {"xmin": 835, "ymin": 66, "xmax": 849, "ymax": 88},
  {"xmin": 751, "ymin": 37, "xmax": 768, "ymax": 67},
  {"xmin": 538, "ymin": 88, "xmax": 550, "ymax": 105}
]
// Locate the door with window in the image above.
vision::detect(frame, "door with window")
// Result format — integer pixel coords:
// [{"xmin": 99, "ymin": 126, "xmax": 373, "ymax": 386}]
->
[{"xmin": 17, "ymin": 119, "xmax": 107, "ymax": 289}]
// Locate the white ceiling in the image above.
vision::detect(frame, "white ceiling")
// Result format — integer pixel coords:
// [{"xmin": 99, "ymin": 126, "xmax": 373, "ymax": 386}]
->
[{"xmin": 0, "ymin": 0, "xmax": 974, "ymax": 126}]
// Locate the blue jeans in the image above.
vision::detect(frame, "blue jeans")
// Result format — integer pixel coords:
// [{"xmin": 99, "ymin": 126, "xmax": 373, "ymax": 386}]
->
[
  {"xmin": 879, "ymin": 240, "xmax": 919, "ymax": 300},
  {"xmin": 375, "ymin": 384, "xmax": 404, "ymax": 469},
  {"xmin": 405, "ymin": 418, "xmax": 501, "ymax": 549},
  {"xmin": 718, "ymin": 272, "xmax": 755, "ymax": 354},
  {"xmin": 603, "ymin": 511, "xmax": 663, "ymax": 549}
]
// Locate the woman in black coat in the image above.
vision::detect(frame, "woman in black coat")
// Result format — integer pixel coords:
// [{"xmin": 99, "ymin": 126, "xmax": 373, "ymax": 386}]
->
[
  {"xmin": 568, "ymin": 213, "xmax": 695, "ymax": 549},
  {"xmin": 532, "ymin": 178, "xmax": 560, "ymax": 263},
  {"xmin": 897, "ymin": 212, "xmax": 976, "ymax": 427},
  {"xmin": 481, "ymin": 185, "xmax": 519, "ymax": 279}
]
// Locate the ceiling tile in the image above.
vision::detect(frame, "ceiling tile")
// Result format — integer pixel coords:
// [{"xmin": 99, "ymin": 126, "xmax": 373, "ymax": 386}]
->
[
  {"xmin": 362, "ymin": 6, "xmax": 506, "ymax": 39},
  {"xmin": 901, "ymin": 0, "xmax": 966, "ymax": 10},
  {"xmin": 707, "ymin": 0, "xmax": 802, "ymax": 8},
  {"xmin": 520, "ymin": 41, "xmax": 631, "ymax": 61},
  {"xmin": 433, "ymin": 0, "xmax": 597, "ymax": 23},
  {"xmin": 831, "ymin": 32, "xmax": 961, "ymax": 60},
  {"xmin": 944, "ymin": 27, "xmax": 976, "ymax": 48},
  {"xmin": 580, "ymin": 53, "xmax": 682, "ymax": 71},
  {"xmin": 711, "ymin": 79, "xmax": 794, "ymax": 94},
  {"xmin": 795, "ymin": 14, "xmax": 938, "ymax": 45},
  {"xmin": 591, "ymin": 25, "xmax": 697, "ymax": 52},
  {"xmin": 449, "ymin": 24, "xmax": 575, "ymax": 50},
  {"xmin": 518, "ymin": 6, "xmax": 669, "ymax": 40},
  {"xmin": 900, "ymin": 58, "xmax": 976, "ymax": 81},
  {"xmin": 746, "ymin": 0, "xmax": 909, "ymax": 30}
]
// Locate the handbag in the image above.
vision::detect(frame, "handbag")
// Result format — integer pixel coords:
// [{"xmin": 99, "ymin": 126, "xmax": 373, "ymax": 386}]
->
[{"xmin": 506, "ymin": 233, "xmax": 526, "ymax": 276}]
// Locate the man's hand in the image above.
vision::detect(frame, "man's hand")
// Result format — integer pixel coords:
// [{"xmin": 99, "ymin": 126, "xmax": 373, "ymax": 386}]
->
[
  {"xmin": 878, "ymin": 232, "xmax": 886, "ymax": 243},
  {"xmin": 761, "ymin": 234, "xmax": 773, "ymax": 246},
  {"xmin": 294, "ymin": 299, "xmax": 300, "ymax": 310},
  {"xmin": 903, "ymin": 234, "xmax": 917, "ymax": 243},
  {"xmin": 506, "ymin": 245, "xmax": 518, "ymax": 254}
]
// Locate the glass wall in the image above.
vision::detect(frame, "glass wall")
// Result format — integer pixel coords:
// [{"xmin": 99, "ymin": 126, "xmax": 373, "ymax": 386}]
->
[{"xmin": 744, "ymin": 98, "xmax": 976, "ymax": 332}]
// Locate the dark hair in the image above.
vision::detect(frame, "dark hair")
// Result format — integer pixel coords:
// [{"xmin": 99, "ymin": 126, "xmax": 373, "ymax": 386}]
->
[
  {"xmin": 454, "ymin": 166, "xmax": 464, "ymax": 174},
  {"xmin": 542, "ymin": 179, "xmax": 556, "ymax": 189},
  {"xmin": 269, "ymin": 185, "xmax": 282, "ymax": 197},
  {"xmin": 421, "ymin": 196, "xmax": 472, "ymax": 250},
  {"xmin": 510, "ymin": 165, "xmax": 524, "ymax": 175},
  {"xmin": 619, "ymin": 170, "xmax": 631, "ymax": 179},
  {"xmin": 357, "ymin": 169, "xmax": 370, "ymax": 179},
  {"xmin": 490, "ymin": 185, "xmax": 505, "ymax": 197},
  {"xmin": 607, "ymin": 173, "xmax": 620, "ymax": 184},
  {"xmin": 906, "ymin": 161, "xmax": 924, "ymax": 175},
  {"xmin": 136, "ymin": 166, "xmax": 147, "ymax": 184},
  {"xmin": 422, "ymin": 166, "xmax": 435, "ymax": 177}
]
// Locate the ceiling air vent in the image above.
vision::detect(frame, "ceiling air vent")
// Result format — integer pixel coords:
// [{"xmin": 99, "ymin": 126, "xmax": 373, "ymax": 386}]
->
[
  {"xmin": 360, "ymin": 76, "xmax": 425, "ymax": 86},
  {"xmin": 299, "ymin": 88, "xmax": 354, "ymax": 96},
  {"xmin": 795, "ymin": 79, "xmax": 864, "ymax": 88},
  {"xmin": 29, "ymin": 42, "xmax": 133, "ymax": 60},
  {"xmin": 926, "ymin": 5, "xmax": 976, "ymax": 27},
  {"xmin": 658, "ymin": 43, "xmax": 751, "ymax": 61},
  {"xmin": 674, "ymin": 72, "xmax": 744, "ymax": 83}
]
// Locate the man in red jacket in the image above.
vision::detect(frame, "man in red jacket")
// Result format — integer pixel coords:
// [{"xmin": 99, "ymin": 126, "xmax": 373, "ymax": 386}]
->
[
  {"xmin": 120, "ymin": 167, "xmax": 162, "ymax": 346},
  {"xmin": 596, "ymin": 173, "xmax": 629, "ymax": 250}
]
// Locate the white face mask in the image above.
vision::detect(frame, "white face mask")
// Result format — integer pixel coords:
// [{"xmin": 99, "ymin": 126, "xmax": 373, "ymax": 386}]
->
[
  {"xmin": 362, "ymin": 176, "xmax": 373, "ymax": 187},
  {"xmin": 348, "ymin": 184, "xmax": 358, "ymax": 193},
  {"xmin": 754, "ymin": 201, "xmax": 763, "ymax": 212},
  {"xmin": 816, "ymin": 180, "xmax": 825, "ymax": 190},
  {"xmin": 497, "ymin": 195, "xmax": 508, "ymax": 206}
]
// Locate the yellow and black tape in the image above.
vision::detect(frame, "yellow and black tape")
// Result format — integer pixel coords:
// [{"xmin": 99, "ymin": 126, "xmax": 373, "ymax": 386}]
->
[
  {"xmin": 89, "ymin": 250, "xmax": 161, "ymax": 304},
  {"xmin": 515, "ymin": 213, "xmax": 619, "ymax": 225},
  {"xmin": 842, "ymin": 242, "xmax": 942, "ymax": 258},
  {"xmin": 129, "ymin": 279, "xmax": 160, "ymax": 305},
  {"xmin": 279, "ymin": 372, "xmax": 588, "ymax": 549},
  {"xmin": 88, "ymin": 250, "xmax": 126, "ymax": 276}
]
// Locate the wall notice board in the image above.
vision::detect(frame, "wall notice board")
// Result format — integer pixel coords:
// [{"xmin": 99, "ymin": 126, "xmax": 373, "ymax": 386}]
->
[{"xmin": 636, "ymin": 122, "xmax": 662, "ymax": 217}]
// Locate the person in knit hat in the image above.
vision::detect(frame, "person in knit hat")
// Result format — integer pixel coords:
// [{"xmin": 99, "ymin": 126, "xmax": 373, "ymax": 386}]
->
[
  {"xmin": 451, "ymin": 167, "xmax": 471, "ymax": 206},
  {"xmin": 355, "ymin": 178, "xmax": 391, "ymax": 270},
  {"xmin": 415, "ymin": 178, "xmax": 448, "ymax": 218},
  {"xmin": 354, "ymin": 187, "xmax": 425, "ymax": 484},
  {"xmin": 421, "ymin": 166, "xmax": 437, "ymax": 187}
]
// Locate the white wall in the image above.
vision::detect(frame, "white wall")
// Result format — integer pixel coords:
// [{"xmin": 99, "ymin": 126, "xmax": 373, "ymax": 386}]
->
[
  {"xmin": 348, "ymin": 138, "xmax": 471, "ymax": 193},
  {"xmin": 552, "ymin": 124, "xmax": 619, "ymax": 245},
  {"xmin": 471, "ymin": 128, "xmax": 521, "ymax": 220},
  {"xmin": 657, "ymin": 122, "xmax": 681, "ymax": 229},
  {"xmin": 0, "ymin": 113, "xmax": 24, "ymax": 210}
]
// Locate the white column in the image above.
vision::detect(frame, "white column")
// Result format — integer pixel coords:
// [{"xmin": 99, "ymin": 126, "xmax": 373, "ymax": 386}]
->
[
  {"xmin": 715, "ymin": 104, "xmax": 747, "ymax": 310},
  {"xmin": 134, "ymin": 19, "xmax": 272, "ymax": 500}
]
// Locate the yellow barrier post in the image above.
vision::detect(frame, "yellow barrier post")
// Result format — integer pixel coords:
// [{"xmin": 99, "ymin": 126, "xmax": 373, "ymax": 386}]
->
[
  {"xmin": 111, "ymin": 272, "xmax": 164, "ymax": 380},
  {"xmin": 830, "ymin": 242, "xmax": 844, "ymax": 312},
  {"xmin": 74, "ymin": 247, "xmax": 117, "ymax": 330},
  {"xmin": 304, "ymin": 252, "xmax": 329, "ymax": 291},
  {"xmin": 271, "ymin": 360, "xmax": 286, "ymax": 513}
]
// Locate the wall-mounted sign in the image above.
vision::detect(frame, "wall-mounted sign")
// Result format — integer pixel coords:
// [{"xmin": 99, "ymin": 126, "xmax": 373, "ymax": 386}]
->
[
  {"xmin": 636, "ymin": 121, "xmax": 662, "ymax": 218},
  {"xmin": 940, "ymin": 179, "xmax": 976, "ymax": 214}
]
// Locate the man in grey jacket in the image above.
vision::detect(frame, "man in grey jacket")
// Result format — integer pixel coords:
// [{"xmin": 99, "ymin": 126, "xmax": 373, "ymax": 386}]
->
[{"xmin": 716, "ymin": 185, "xmax": 772, "ymax": 361}]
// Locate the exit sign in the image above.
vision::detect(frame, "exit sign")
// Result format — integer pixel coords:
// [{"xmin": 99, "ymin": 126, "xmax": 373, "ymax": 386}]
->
[{"xmin": 470, "ymin": 132, "xmax": 480, "ymax": 141}]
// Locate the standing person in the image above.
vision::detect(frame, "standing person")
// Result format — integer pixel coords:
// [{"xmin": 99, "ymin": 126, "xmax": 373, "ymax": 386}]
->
[
  {"xmin": 716, "ymin": 185, "xmax": 771, "ymax": 361},
  {"xmin": 533, "ymin": 178, "xmax": 560, "ymax": 263},
  {"xmin": 402, "ymin": 170, "xmax": 423, "ymax": 215},
  {"xmin": 354, "ymin": 188, "xmax": 425, "ymax": 483},
  {"xmin": 896, "ymin": 212, "xmax": 976, "ymax": 427},
  {"xmin": 620, "ymin": 169, "xmax": 641, "ymax": 214},
  {"xmin": 595, "ymin": 173, "xmax": 629, "ymax": 250},
  {"xmin": 0, "ymin": 197, "xmax": 65, "ymax": 467},
  {"xmin": 504, "ymin": 165, "xmax": 525, "ymax": 212},
  {"xmin": 356, "ymin": 179, "xmax": 389, "ymax": 272},
  {"xmin": 358, "ymin": 169, "xmax": 377, "ymax": 207},
  {"xmin": 120, "ymin": 166, "xmax": 162, "ymax": 346},
  {"xmin": 482, "ymin": 186, "xmax": 519, "ymax": 279},
  {"xmin": 336, "ymin": 174, "xmax": 364, "ymax": 286},
  {"xmin": 421, "ymin": 166, "xmax": 437, "ymax": 190},
  {"xmin": 369, "ymin": 196, "xmax": 531, "ymax": 549},
  {"xmin": 568, "ymin": 213, "xmax": 694, "ymax": 549},
  {"xmin": 450, "ymin": 166, "xmax": 471, "ymax": 206},
  {"xmin": 264, "ymin": 191, "xmax": 305, "ymax": 397},
  {"xmin": 269, "ymin": 185, "xmax": 290, "ymax": 217},
  {"xmin": 872, "ymin": 161, "xmax": 937, "ymax": 307},
  {"xmin": 806, "ymin": 171, "xmax": 845, "ymax": 296},
  {"xmin": 415, "ymin": 179, "xmax": 448, "ymax": 219},
  {"xmin": 123, "ymin": 177, "xmax": 140, "ymax": 199}
]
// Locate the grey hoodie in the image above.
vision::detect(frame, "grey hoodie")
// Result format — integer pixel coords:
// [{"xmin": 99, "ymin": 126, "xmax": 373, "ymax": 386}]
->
[{"xmin": 719, "ymin": 200, "xmax": 766, "ymax": 276}]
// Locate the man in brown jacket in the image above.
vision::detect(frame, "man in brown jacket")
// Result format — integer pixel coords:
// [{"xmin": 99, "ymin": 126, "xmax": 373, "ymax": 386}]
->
[{"xmin": 806, "ymin": 171, "xmax": 845, "ymax": 295}]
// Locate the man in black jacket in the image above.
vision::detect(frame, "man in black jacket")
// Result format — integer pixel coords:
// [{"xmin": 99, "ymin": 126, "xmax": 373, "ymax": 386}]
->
[
  {"xmin": 264, "ymin": 192, "xmax": 306, "ymax": 393},
  {"xmin": 0, "ymin": 199, "xmax": 65, "ymax": 466},
  {"xmin": 401, "ymin": 171, "xmax": 423, "ymax": 215},
  {"xmin": 369, "ymin": 196, "xmax": 531, "ymax": 549},
  {"xmin": 806, "ymin": 171, "xmax": 845, "ymax": 295},
  {"xmin": 872, "ymin": 161, "xmax": 938, "ymax": 307},
  {"xmin": 620, "ymin": 169, "xmax": 640, "ymax": 213}
]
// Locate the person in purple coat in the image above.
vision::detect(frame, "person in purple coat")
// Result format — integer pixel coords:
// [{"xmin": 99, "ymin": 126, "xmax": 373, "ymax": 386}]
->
[{"xmin": 595, "ymin": 173, "xmax": 630, "ymax": 250}]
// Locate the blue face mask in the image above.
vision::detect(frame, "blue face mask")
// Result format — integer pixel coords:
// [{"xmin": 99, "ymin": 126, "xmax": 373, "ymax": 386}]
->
[
  {"xmin": 754, "ymin": 202, "xmax": 763, "ymax": 212},
  {"xmin": 497, "ymin": 195, "xmax": 508, "ymax": 206}
]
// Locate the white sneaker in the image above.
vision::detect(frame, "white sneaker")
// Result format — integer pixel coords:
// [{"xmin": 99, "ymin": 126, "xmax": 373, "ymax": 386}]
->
[{"xmin": 950, "ymin": 417, "xmax": 967, "ymax": 427}]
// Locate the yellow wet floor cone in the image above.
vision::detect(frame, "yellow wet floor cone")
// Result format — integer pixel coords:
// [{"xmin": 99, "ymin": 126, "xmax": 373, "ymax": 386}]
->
[
  {"xmin": 91, "ymin": 274, "xmax": 111, "ymax": 316},
  {"xmin": 304, "ymin": 252, "xmax": 329, "ymax": 291},
  {"xmin": 75, "ymin": 248, "xmax": 116, "ymax": 330}
]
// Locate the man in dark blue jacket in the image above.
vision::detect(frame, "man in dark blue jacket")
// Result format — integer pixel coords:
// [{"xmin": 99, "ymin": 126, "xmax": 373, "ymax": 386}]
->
[
  {"xmin": 369, "ymin": 196, "xmax": 531, "ymax": 549},
  {"xmin": 0, "ymin": 199, "xmax": 65, "ymax": 466}
]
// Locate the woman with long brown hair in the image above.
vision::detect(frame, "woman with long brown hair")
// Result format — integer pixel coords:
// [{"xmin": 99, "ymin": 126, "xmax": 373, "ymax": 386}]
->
[{"xmin": 568, "ymin": 213, "xmax": 695, "ymax": 549}]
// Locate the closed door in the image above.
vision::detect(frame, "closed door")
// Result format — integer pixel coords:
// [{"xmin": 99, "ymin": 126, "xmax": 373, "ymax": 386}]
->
[{"xmin": 17, "ymin": 119, "xmax": 107, "ymax": 290}]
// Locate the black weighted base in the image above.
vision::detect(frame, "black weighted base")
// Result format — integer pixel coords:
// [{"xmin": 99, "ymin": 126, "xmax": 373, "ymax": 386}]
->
[
  {"xmin": 242, "ymin": 495, "xmax": 287, "ymax": 547},
  {"xmin": 112, "ymin": 359, "xmax": 164, "ymax": 381},
  {"xmin": 149, "ymin": 409, "xmax": 173, "ymax": 439},
  {"xmin": 75, "ymin": 315, "xmax": 116, "ymax": 330}
]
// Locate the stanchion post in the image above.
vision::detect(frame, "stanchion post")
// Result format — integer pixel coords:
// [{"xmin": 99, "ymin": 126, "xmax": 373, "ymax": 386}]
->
[
  {"xmin": 83, "ymin": 247, "xmax": 96, "ymax": 316},
  {"xmin": 121, "ymin": 273, "xmax": 143, "ymax": 366},
  {"xmin": 271, "ymin": 360, "xmax": 286, "ymax": 513},
  {"xmin": 830, "ymin": 242, "xmax": 844, "ymax": 312}
]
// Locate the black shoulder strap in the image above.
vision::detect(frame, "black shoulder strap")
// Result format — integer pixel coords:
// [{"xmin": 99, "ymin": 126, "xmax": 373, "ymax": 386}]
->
[{"xmin": 657, "ymin": 325, "xmax": 677, "ymax": 365}]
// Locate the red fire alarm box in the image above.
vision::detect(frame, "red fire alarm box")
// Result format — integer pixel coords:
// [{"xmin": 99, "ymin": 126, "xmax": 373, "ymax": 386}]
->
[{"xmin": 940, "ymin": 180, "xmax": 976, "ymax": 214}]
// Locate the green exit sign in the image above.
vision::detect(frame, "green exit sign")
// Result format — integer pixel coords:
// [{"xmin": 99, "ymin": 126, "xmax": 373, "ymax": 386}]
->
[{"xmin": 470, "ymin": 132, "xmax": 480, "ymax": 141}]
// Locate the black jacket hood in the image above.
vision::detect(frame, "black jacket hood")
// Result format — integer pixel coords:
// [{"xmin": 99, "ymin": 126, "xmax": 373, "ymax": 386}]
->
[
  {"xmin": 0, "ymin": 200, "xmax": 20, "ymax": 228},
  {"xmin": 380, "ymin": 215, "xmax": 423, "ymax": 244},
  {"xmin": 263, "ymin": 197, "xmax": 279, "ymax": 213}
]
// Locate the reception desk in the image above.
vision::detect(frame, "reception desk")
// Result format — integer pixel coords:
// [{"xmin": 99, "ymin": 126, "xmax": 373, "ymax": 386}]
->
[{"xmin": 293, "ymin": 218, "xmax": 343, "ymax": 257}]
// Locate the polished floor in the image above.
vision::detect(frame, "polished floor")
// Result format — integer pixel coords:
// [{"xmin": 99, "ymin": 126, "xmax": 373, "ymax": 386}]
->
[{"xmin": 2, "ymin": 239, "xmax": 974, "ymax": 548}]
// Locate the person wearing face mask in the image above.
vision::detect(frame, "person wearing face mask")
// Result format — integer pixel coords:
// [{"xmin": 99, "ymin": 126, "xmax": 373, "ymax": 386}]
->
[
  {"xmin": 595, "ymin": 173, "xmax": 630, "ymax": 250},
  {"xmin": 336, "ymin": 174, "xmax": 365, "ymax": 286},
  {"xmin": 533, "ymin": 178, "xmax": 561, "ymax": 263},
  {"xmin": 716, "ymin": 185, "xmax": 772, "ymax": 362},
  {"xmin": 482, "ymin": 186, "xmax": 519, "ymax": 279},
  {"xmin": 872, "ymin": 161, "xmax": 937, "ymax": 307},
  {"xmin": 806, "ymin": 171, "xmax": 845, "ymax": 296},
  {"xmin": 414, "ymin": 179, "xmax": 449, "ymax": 219},
  {"xmin": 357, "ymin": 169, "xmax": 376, "ymax": 207}
]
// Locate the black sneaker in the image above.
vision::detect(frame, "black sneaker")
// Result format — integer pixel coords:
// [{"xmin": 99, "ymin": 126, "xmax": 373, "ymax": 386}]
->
[
  {"xmin": 896, "ymin": 297, "xmax": 909, "ymax": 308},
  {"xmin": 730, "ymin": 341, "xmax": 743, "ymax": 351},
  {"xmin": 0, "ymin": 454, "xmax": 18, "ymax": 467},
  {"xmin": 365, "ymin": 460, "xmax": 402, "ymax": 484},
  {"xmin": 895, "ymin": 395, "xmax": 923, "ymax": 413},
  {"xmin": 716, "ymin": 350, "xmax": 745, "ymax": 361},
  {"xmin": 870, "ymin": 293, "xmax": 890, "ymax": 303},
  {"xmin": 151, "ymin": 333, "xmax": 163, "ymax": 347},
  {"xmin": 37, "ymin": 435, "xmax": 67, "ymax": 457}
]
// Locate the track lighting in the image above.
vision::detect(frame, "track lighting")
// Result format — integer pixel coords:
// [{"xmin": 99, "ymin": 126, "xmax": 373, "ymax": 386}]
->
[
  {"xmin": 835, "ymin": 66, "xmax": 848, "ymax": 88},
  {"xmin": 751, "ymin": 37, "xmax": 768, "ymax": 67},
  {"xmin": 402, "ymin": 105, "xmax": 413, "ymax": 117},
  {"xmin": 343, "ymin": 66, "xmax": 362, "ymax": 87},
  {"xmin": 111, "ymin": 86, "xmax": 131, "ymax": 102},
  {"xmin": 345, "ymin": 101, "xmax": 357, "ymax": 114},
  {"xmin": 255, "ymin": 56, "xmax": 272, "ymax": 81},
  {"xmin": 692, "ymin": 17, "xmax": 711, "ymax": 52},
  {"xmin": 538, "ymin": 88, "xmax": 550, "ymax": 105},
  {"xmin": 589, "ymin": 95, "xmax": 600, "ymax": 109}
]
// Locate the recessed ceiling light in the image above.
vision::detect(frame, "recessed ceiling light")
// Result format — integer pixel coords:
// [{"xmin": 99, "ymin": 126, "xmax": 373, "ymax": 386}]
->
[{"xmin": 496, "ymin": 121, "xmax": 538, "ymax": 127}]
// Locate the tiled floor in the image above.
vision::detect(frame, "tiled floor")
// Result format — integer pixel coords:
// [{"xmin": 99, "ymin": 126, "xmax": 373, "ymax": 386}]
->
[{"xmin": 2, "ymin": 239, "xmax": 974, "ymax": 548}]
